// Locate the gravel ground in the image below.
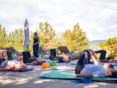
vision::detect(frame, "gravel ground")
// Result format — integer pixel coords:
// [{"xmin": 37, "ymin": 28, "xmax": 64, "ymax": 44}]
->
[{"xmin": 0, "ymin": 61, "xmax": 117, "ymax": 88}]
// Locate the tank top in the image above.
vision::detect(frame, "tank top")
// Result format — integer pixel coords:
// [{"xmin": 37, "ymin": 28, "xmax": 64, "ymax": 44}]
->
[{"xmin": 33, "ymin": 37, "xmax": 39, "ymax": 46}]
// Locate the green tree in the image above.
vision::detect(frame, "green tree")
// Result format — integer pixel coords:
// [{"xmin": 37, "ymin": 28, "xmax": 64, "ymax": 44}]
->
[
  {"xmin": 63, "ymin": 23, "xmax": 89, "ymax": 52},
  {"xmin": 37, "ymin": 22, "xmax": 56, "ymax": 49},
  {"xmin": 28, "ymin": 32, "xmax": 34, "ymax": 55},
  {"xmin": 0, "ymin": 22, "xmax": 89, "ymax": 55},
  {"xmin": 6, "ymin": 28, "xmax": 24, "ymax": 51},
  {"xmin": 99, "ymin": 37, "xmax": 117, "ymax": 57},
  {"xmin": 0, "ymin": 25, "xmax": 8, "ymax": 48}
]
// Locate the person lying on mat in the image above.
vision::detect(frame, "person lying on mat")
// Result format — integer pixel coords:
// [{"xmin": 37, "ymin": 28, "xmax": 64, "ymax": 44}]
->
[
  {"xmin": 94, "ymin": 50, "xmax": 117, "ymax": 62},
  {"xmin": 25, "ymin": 58, "xmax": 45, "ymax": 65},
  {"xmin": 0, "ymin": 59, "xmax": 27, "ymax": 71},
  {"xmin": 62, "ymin": 49, "xmax": 114, "ymax": 78}
]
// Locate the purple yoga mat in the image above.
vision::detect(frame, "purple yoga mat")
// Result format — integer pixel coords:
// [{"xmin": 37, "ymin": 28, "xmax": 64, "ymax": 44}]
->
[{"xmin": 12, "ymin": 68, "xmax": 34, "ymax": 72}]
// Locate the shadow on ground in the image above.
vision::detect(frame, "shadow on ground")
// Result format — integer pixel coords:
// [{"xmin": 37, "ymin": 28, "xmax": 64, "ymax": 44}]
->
[{"xmin": 0, "ymin": 66, "xmax": 117, "ymax": 88}]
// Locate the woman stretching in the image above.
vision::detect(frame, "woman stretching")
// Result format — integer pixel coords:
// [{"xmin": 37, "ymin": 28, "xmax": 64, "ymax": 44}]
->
[
  {"xmin": 62, "ymin": 49, "xmax": 115, "ymax": 77},
  {"xmin": 0, "ymin": 59, "xmax": 27, "ymax": 71}
]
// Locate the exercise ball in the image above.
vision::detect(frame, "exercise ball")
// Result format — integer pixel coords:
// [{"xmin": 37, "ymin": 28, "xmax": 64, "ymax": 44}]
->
[
  {"xmin": 19, "ymin": 56, "xmax": 23, "ymax": 60},
  {"xmin": 50, "ymin": 61, "xmax": 56, "ymax": 66},
  {"xmin": 42, "ymin": 62, "xmax": 50, "ymax": 69}
]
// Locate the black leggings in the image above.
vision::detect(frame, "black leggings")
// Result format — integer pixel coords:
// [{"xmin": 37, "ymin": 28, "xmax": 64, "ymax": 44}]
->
[
  {"xmin": 95, "ymin": 50, "xmax": 106, "ymax": 60},
  {"xmin": 95, "ymin": 50, "xmax": 114, "ymax": 60},
  {"xmin": 69, "ymin": 50, "xmax": 91, "ymax": 74}
]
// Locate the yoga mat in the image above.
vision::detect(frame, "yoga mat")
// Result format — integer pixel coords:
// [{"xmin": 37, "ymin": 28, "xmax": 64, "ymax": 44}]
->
[
  {"xmin": 40, "ymin": 71, "xmax": 117, "ymax": 82},
  {"xmin": 71, "ymin": 63, "xmax": 117, "ymax": 67},
  {"xmin": 12, "ymin": 68, "xmax": 33, "ymax": 72},
  {"xmin": 70, "ymin": 63, "xmax": 76, "ymax": 65},
  {"xmin": 27, "ymin": 65, "xmax": 34, "ymax": 67},
  {"xmin": 52, "ymin": 66, "xmax": 75, "ymax": 71},
  {"xmin": 110, "ymin": 62, "xmax": 117, "ymax": 65}
]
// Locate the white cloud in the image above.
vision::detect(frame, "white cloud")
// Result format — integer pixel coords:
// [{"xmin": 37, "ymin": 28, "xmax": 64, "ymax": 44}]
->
[{"xmin": 0, "ymin": 0, "xmax": 117, "ymax": 40}]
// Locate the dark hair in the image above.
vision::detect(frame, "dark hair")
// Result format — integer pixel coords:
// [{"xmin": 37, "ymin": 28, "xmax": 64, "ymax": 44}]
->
[
  {"xmin": 109, "ymin": 71, "xmax": 117, "ymax": 78},
  {"xmin": 109, "ymin": 64, "xmax": 114, "ymax": 69},
  {"xmin": 34, "ymin": 32, "xmax": 37, "ymax": 35}
]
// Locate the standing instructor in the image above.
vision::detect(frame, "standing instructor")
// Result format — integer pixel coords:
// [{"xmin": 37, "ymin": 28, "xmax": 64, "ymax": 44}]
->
[{"xmin": 33, "ymin": 32, "xmax": 40, "ymax": 57}]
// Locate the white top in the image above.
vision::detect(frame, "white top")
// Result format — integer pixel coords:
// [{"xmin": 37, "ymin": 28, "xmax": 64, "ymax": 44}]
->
[
  {"xmin": 80, "ymin": 64, "xmax": 107, "ymax": 78},
  {"xmin": 7, "ymin": 60, "xmax": 20, "ymax": 67}
]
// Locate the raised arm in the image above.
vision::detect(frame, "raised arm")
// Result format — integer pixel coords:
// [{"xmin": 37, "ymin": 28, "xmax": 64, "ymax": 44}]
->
[{"xmin": 88, "ymin": 49, "xmax": 99, "ymax": 65}]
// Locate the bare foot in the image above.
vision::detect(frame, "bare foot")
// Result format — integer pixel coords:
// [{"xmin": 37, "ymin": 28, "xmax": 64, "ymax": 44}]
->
[{"xmin": 62, "ymin": 53, "xmax": 71, "ymax": 63}]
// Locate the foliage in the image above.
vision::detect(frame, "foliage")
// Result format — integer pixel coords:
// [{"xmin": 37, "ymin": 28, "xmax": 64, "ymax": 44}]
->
[
  {"xmin": 0, "ymin": 22, "xmax": 89, "ymax": 55},
  {"xmin": 62, "ymin": 23, "xmax": 89, "ymax": 52},
  {"xmin": 0, "ymin": 25, "xmax": 7, "ymax": 48},
  {"xmin": 0, "ymin": 24, "xmax": 24, "ymax": 51},
  {"xmin": 37, "ymin": 22, "xmax": 56, "ymax": 49},
  {"xmin": 99, "ymin": 37, "xmax": 117, "ymax": 57}
]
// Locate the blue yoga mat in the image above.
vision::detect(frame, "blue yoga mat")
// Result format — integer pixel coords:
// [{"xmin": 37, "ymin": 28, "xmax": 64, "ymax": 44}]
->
[
  {"xmin": 40, "ymin": 71, "xmax": 117, "ymax": 81},
  {"xmin": 27, "ymin": 65, "xmax": 34, "ymax": 67}
]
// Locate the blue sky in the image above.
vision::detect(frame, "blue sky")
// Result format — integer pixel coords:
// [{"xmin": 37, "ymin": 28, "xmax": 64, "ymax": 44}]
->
[{"xmin": 0, "ymin": 0, "xmax": 117, "ymax": 40}]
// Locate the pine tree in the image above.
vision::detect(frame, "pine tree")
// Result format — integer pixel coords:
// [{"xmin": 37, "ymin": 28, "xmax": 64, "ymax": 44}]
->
[
  {"xmin": 63, "ymin": 23, "xmax": 89, "ymax": 52},
  {"xmin": 7, "ymin": 28, "xmax": 24, "ymax": 51},
  {"xmin": 0, "ymin": 22, "xmax": 89, "ymax": 55},
  {"xmin": 0, "ymin": 25, "xmax": 8, "ymax": 48},
  {"xmin": 99, "ymin": 37, "xmax": 117, "ymax": 57},
  {"xmin": 37, "ymin": 22, "xmax": 56, "ymax": 49}
]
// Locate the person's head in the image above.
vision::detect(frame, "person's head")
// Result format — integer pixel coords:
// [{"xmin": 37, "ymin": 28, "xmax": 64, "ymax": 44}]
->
[
  {"xmin": 34, "ymin": 32, "xmax": 38, "ymax": 37},
  {"xmin": 14, "ymin": 63, "xmax": 27, "ymax": 70},
  {"xmin": 109, "ymin": 70, "xmax": 117, "ymax": 78},
  {"xmin": 103, "ymin": 63, "xmax": 114, "ymax": 76},
  {"xmin": 103, "ymin": 63, "xmax": 113, "ymax": 70}
]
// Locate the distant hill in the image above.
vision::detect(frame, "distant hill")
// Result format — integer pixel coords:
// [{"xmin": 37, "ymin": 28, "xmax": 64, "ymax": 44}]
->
[
  {"xmin": 56, "ymin": 32, "xmax": 106, "ymax": 50},
  {"xmin": 90, "ymin": 40, "xmax": 106, "ymax": 43},
  {"xmin": 89, "ymin": 40, "xmax": 106, "ymax": 50}
]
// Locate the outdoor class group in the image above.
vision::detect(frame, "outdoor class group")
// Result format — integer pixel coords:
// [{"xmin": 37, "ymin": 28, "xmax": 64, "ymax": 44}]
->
[{"xmin": 0, "ymin": 19, "xmax": 117, "ymax": 83}]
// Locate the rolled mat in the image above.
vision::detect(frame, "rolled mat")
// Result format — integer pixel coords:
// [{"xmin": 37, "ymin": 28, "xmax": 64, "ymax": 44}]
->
[{"xmin": 40, "ymin": 71, "xmax": 117, "ymax": 82}]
